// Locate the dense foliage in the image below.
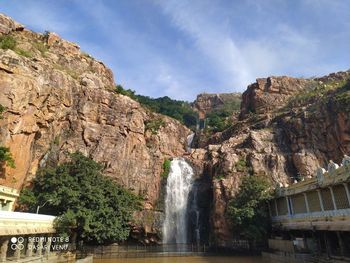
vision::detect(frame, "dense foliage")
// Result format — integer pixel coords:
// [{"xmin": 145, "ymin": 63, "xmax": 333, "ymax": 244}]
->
[
  {"xmin": 227, "ymin": 176, "xmax": 272, "ymax": 245},
  {"xmin": 18, "ymin": 152, "xmax": 141, "ymax": 244},
  {"xmin": 115, "ymin": 85, "xmax": 198, "ymax": 130},
  {"xmin": 205, "ymin": 100, "xmax": 241, "ymax": 133}
]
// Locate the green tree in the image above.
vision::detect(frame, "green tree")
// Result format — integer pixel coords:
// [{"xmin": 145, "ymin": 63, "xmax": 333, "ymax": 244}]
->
[
  {"xmin": 114, "ymin": 85, "xmax": 198, "ymax": 130},
  {"xmin": 0, "ymin": 104, "xmax": 15, "ymax": 169},
  {"xmin": 18, "ymin": 152, "xmax": 141, "ymax": 244},
  {"xmin": 0, "ymin": 147, "xmax": 15, "ymax": 168},
  {"xmin": 227, "ymin": 176, "xmax": 272, "ymax": 245}
]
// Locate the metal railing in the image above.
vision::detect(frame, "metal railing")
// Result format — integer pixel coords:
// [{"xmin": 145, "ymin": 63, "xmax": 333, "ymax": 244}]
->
[{"xmin": 77, "ymin": 241, "xmax": 252, "ymax": 259}]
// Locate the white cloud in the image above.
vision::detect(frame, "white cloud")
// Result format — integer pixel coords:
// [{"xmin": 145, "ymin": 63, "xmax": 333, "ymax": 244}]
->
[{"xmin": 155, "ymin": 0, "xmax": 331, "ymax": 90}]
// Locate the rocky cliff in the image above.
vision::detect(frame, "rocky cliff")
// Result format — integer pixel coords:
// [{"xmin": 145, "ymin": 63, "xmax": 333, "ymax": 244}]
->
[
  {"xmin": 193, "ymin": 92, "xmax": 241, "ymax": 119},
  {"xmin": 190, "ymin": 71, "xmax": 350, "ymax": 245},
  {"xmin": 1, "ymin": 13, "xmax": 349, "ymax": 247},
  {"xmin": 0, "ymin": 14, "xmax": 191, "ymax": 241}
]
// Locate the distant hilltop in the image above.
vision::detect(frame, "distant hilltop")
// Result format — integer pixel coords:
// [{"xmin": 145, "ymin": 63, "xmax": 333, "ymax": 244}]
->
[{"xmin": 193, "ymin": 92, "xmax": 241, "ymax": 119}]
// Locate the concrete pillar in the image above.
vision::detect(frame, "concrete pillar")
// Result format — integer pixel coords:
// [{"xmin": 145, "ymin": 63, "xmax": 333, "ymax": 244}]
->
[
  {"xmin": 303, "ymin": 193, "xmax": 310, "ymax": 213},
  {"xmin": 329, "ymin": 186, "xmax": 337, "ymax": 210},
  {"xmin": 274, "ymin": 199, "xmax": 279, "ymax": 216},
  {"xmin": 44, "ymin": 237, "xmax": 52, "ymax": 258},
  {"xmin": 26, "ymin": 237, "xmax": 34, "ymax": 257},
  {"xmin": 36, "ymin": 237, "xmax": 44, "ymax": 256},
  {"xmin": 343, "ymin": 183, "xmax": 350, "ymax": 207},
  {"xmin": 285, "ymin": 197, "xmax": 291, "ymax": 215},
  {"xmin": 14, "ymin": 243, "xmax": 21, "ymax": 261},
  {"xmin": 0, "ymin": 239, "xmax": 8, "ymax": 262},
  {"xmin": 317, "ymin": 190, "xmax": 324, "ymax": 211}
]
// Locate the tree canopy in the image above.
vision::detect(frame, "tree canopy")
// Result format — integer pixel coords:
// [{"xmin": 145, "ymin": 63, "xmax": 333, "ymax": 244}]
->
[
  {"xmin": 227, "ymin": 175, "xmax": 272, "ymax": 244},
  {"xmin": 19, "ymin": 152, "xmax": 141, "ymax": 244}
]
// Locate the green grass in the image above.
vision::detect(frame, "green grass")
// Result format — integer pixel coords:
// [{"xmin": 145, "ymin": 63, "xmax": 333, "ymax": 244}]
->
[
  {"xmin": 235, "ymin": 158, "xmax": 247, "ymax": 172},
  {"xmin": 0, "ymin": 35, "xmax": 16, "ymax": 50},
  {"xmin": 283, "ymin": 79, "xmax": 350, "ymax": 110},
  {"xmin": 161, "ymin": 159, "xmax": 171, "ymax": 178},
  {"xmin": 33, "ymin": 41, "xmax": 48, "ymax": 55},
  {"xmin": 15, "ymin": 48, "xmax": 33, "ymax": 58},
  {"xmin": 144, "ymin": 118, "xmax": 165, "ymax": 135}
]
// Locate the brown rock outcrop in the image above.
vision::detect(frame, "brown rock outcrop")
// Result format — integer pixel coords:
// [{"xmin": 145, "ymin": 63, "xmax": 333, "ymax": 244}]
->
[
  {"xmin": 191, "ymin": 70, "xmax": 350, "ymax": 245},
  {"xmin": 240, "ymin": 76, "xmax": 309, "ymax": 119},
  {"xmin": 0, "ymin": 14, "xmax": 190, "ymax": 214},
  {"xmin": 193, "ymin": 92, "xmax": 241, "ymax": 119}
]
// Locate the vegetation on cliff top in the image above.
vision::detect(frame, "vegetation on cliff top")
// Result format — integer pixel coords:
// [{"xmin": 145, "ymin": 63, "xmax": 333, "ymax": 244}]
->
[
  {"xmin": 0, "ymin": 34, "xmax": 33, "ymax": 58},
  {"xmin": 115, "ymin": 85, "xmax": 198, "ymax": 130},
  {"xmin": 227, "ymin": 176, "xmax": 272, "ymax": 244},
  {"xmin": 283, "ymin": 77, "xmax": 350, "ymax": 111},
  {"xmin": 205, "ymin": 100, "xmax": 241, "ymax": 133},
  {"xmin": 18, "ymin": 152, "xmax": 141, "ymax": 244}
]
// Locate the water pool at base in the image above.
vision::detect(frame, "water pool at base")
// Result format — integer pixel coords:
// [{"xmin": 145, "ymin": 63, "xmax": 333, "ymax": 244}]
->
[{"xmin": 94, "ymin": 256, "xmax": 267, "ymax": 263}]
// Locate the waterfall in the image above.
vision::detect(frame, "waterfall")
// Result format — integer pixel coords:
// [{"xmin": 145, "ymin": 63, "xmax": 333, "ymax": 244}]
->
[
  {"xmin": 192, "ymin": 187, "xmax": 200, "ymax": 245},
  {"xmin": 163, "ymin": 158, "xmax": 194, "ymax": 244},
  {"xmin": 186, "ymin": 133, "xmax": 195, "ymax": 152}
]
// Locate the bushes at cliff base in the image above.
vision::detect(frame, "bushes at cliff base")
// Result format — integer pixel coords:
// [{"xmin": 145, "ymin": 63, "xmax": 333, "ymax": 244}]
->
[
  {"xmin": 18, "ymin": 152, "xmax": 141, "ymax": 244},
  {"xmin": 227, "ymin": 176, "xmax": 272, "ymax": 245}
]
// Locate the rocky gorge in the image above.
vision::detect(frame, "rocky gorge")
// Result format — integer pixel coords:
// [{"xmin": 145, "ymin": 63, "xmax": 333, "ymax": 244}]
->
[{"xmin": 0, "ymin": 13, "xmax": 350, "ymax": 246}]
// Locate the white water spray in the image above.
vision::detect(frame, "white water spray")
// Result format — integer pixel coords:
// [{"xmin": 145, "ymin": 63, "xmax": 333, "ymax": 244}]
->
[{"xmin": 163, "ymin": 158, "xmax": 194, "ymax": 244}]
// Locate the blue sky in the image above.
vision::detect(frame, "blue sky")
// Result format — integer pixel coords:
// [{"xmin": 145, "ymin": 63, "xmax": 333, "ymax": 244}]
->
[{"xmin": 0, "ymin": 0, "xmax": 349, "ymax": 101}]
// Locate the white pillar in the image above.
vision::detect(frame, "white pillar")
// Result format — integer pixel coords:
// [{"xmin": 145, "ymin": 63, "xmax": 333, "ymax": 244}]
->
[
  {"xmin": 0, "ymin": 239, "xmax": 8, "ymax": 262},
  {"xmin": 343, "ymin": 183, "xmax": 350, "ymax": 207},
  {"xmin": 303, "ymin": 193, "xmax": 310, "ymax": 213},
  {"xmin": 36, "ymin": 237, "xmax": 44, "ymax": 256},
  {"xmin": 44, "ymin": 237, "xmax": 52, "ymax": 258},
  {"xmin": 317, "ymin": 190, "xmax": 324, "ymax": 211},
  {"xmin": 329, "ymin": 186, "xmax": 337, "ymax": 210},
  {"xmin": 14, "ymin": 243, "xmax": 21, "ymax": 261},
  {"xmin": 26, "ymin": 237, "xmax": 34, "ymax": 257}
]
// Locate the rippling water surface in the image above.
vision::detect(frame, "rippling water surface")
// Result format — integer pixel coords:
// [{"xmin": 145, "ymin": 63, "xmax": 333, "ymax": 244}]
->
[{"xmin": 94, "ymin": 256, "xmax": 266, "ymax": 263}]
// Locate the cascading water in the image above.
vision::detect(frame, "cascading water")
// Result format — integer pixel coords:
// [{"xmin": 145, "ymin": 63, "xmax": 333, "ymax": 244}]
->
[
  {"xmin": 163, "ymin": 158, "xmax": 194, "ymax": 244},
  {"xmin": 186, "ymin": 133, "xmax": 195, "ymax": 152},
  {"xmin": 191, "ymin": 186, "xmax": 201, "ymax": 245}
]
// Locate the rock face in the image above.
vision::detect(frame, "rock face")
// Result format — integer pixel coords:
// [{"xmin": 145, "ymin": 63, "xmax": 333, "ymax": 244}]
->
[
  {"xmin": 1, "ymin": 13, "xmax": 350, "ymax": 247},
  {"xmin": 240, "ymin": 76, "xmax": 309, "ymax": 119},
  {"xmin": 193, "ymin": 93, "xmax": 241, "ymax": 119},
  {"xmin": 0, "ymin": 14, "xmax": 190, "ymax": 242},
  {"xmin": 190, "ymin": 71, "xmax": 350, "ymax": 245}
]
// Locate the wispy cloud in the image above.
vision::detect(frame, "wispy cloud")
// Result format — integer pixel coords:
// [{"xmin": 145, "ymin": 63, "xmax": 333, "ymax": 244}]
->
[{"xmin": 0, "ymin": 0, "xmax": 349, "ymax": 101}]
